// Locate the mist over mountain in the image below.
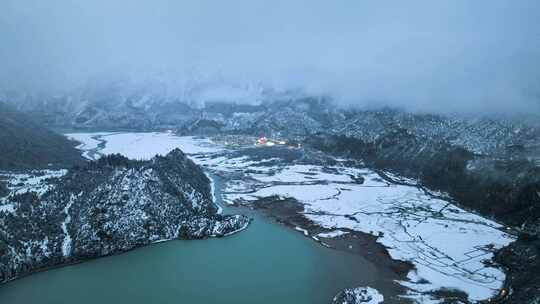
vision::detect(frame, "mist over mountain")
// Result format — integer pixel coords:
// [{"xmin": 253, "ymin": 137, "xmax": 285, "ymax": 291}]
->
[
  {"xmin": 1, "ymin": 0, "xmax": 539, "ymax": 114},
  {"xmin": 0, "ymin": 102, "xmax": 83, "ymax": 169}
]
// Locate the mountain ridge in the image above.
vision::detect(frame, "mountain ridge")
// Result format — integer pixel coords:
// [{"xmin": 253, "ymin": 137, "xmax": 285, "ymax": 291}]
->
[
  {"xmin": 0, "ymin": 102, "xmax": 84, "ymax": 170},
  {"xmin": 0, "ymin": 150, "xmax": 249, "ymax": 284}
]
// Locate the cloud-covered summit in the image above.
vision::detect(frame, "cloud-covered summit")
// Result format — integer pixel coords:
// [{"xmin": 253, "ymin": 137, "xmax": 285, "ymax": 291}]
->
[{"xmin": 1, "ymin": 0, "xmax": 539, "ymax": 114}]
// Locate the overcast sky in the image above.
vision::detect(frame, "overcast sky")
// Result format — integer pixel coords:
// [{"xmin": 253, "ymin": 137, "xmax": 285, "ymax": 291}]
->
[{"xmin": 1, "ymin": 0, "xmax": 539, "ymax": 113}]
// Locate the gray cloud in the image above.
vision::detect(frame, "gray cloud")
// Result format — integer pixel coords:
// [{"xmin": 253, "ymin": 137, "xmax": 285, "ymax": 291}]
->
[{"xmin": 1, "ymin": 0, "xmax": 539, "ymax": 114}]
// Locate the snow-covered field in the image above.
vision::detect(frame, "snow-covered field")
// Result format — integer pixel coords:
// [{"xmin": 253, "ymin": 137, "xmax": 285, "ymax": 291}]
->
[
  {"xmin": 67, "ymin": 132, "xmax": 221, "ymax": 160},
  {"xmin": 67, "ymin": 132, "xmax": 516, "ymax": 303}
]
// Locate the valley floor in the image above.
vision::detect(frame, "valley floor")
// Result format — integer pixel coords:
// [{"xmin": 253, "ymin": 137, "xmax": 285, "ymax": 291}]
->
[{"xmin": 64, "ymin": 132, "xmax": 516, "ymax": 303}]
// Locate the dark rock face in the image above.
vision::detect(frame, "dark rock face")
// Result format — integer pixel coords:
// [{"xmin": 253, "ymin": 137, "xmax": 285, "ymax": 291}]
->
[
  {"xmin": 495, "ymin": 232, "xmax": 540, "ymax": 303},
  {"xmin": 0, "ymin": 149, "xmax": 249, "ymax": 284},
  {"xmin": 0, "ymin": 181, "xmax": 7, "ymax": 197}
]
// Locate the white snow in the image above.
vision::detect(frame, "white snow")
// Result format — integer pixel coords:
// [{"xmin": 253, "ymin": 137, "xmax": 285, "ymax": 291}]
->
[
  {"xmin": 67, "ymin": 132, "xmax": 223, "ymax": 160},
  {"xmin": 0, "ymin": 203, "xmax": 15, "ymax": 213},
  {"xmin": 66, "ymin": 132, "xmax": 114, "ymax": 160},
  {"xmin": 317, "ymin": 230, "xmax": 349, "ymax": 238},
  {"xmin": 0, "ymin": 170, "xmax": 67, "ymax": 197},
  {"xmin": 40, "ymin": 238, "xmax": 51, "ymax": 257},
  {"xmin": 61, "ymin": 195, "xmax": 75, "ymax": 257},
  {"xmin": 334, "ymin": 287, "xmax": 384, "ymax": 304},
  {"xmin": 205, "ymin": 172, "xmax": 223, "ymax": 214},
  {"xmin": 101, "ymin": 133, "xmax": 222, "ymax": 159},
  {"xmin": 295, "ymin": 226, "xmax": 309, "ymax": 236}
]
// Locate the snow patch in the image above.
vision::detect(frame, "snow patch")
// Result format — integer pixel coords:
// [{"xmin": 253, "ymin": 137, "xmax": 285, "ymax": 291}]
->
[
  {"xmin": 317, "ymin": 230, "xmax": 349, "ymax": 238},
  {"xmin": 61, "ymin": 195, "xmax": 76, "ymax": 257},
  {"xmin": 334, "ymin": 287, "xmax": 384, "ymax": 304},
  {"xmin": 1, "ymin": 170, "xmax": 67, "ymax": 197},
  {"xmin": 295, "ymin": 226, "xmax": 309, "ymax": 236}
]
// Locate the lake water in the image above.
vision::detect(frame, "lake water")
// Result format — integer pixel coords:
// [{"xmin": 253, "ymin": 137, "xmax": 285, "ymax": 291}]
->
[{"xmin": 0, "ymin": 214, "xmax": 396, "ymax": 304}]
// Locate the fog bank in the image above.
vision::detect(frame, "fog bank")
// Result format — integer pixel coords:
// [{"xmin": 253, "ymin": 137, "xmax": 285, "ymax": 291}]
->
[{"xmin": 1, "ymin": 0, "xmax": 539, "ymax": 114}]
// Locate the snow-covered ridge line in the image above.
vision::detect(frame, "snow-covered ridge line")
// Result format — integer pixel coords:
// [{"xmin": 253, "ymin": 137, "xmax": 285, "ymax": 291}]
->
[
  {"xmin": 1, "ymin": 145, "xmax": 250, "ymax": 285},
  {"xmin": 68, "ymin": 132, "xmax": 227, "ymax": 215}
]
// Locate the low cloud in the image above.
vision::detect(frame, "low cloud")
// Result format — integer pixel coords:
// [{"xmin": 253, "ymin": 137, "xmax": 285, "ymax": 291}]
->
[{"xmin": 1, "ymin": 0, "xmax": 539, "ymax": 114}]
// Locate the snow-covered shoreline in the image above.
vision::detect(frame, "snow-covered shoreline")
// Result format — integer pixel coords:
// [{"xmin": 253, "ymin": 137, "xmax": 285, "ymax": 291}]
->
[
  {"xmin": 67, "ymin": 132, "xmax": 516, "ymax": 303},
  {"xmin": 214, "ymin": 160, "xmax": 515, "ymax": 302}
]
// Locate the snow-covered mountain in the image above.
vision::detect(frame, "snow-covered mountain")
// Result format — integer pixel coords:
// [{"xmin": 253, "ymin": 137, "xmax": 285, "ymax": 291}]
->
[
  {"xmin": 0, "ymin": 150, "xmax": 249, "ymax": 284},
  {"xmin": 7, "ymin": 83, "xmax": 538, "ymax": 162},
  {"xmin": 0, "ymin": 76, "xmax": 301, "ymax": 130}
]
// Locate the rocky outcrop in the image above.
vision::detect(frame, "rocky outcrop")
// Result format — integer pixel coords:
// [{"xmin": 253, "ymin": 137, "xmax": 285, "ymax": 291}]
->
[
  {"xmin": 332, "ymin": 287, "xmax": 384, "ymax": 304},
  {"xmin": 494, "ymin": 228, "xmax": 540, "ymax": 303},
  {"xmin": 0, "ymin": 149, "xmax": 249, "ymax": 284}
]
